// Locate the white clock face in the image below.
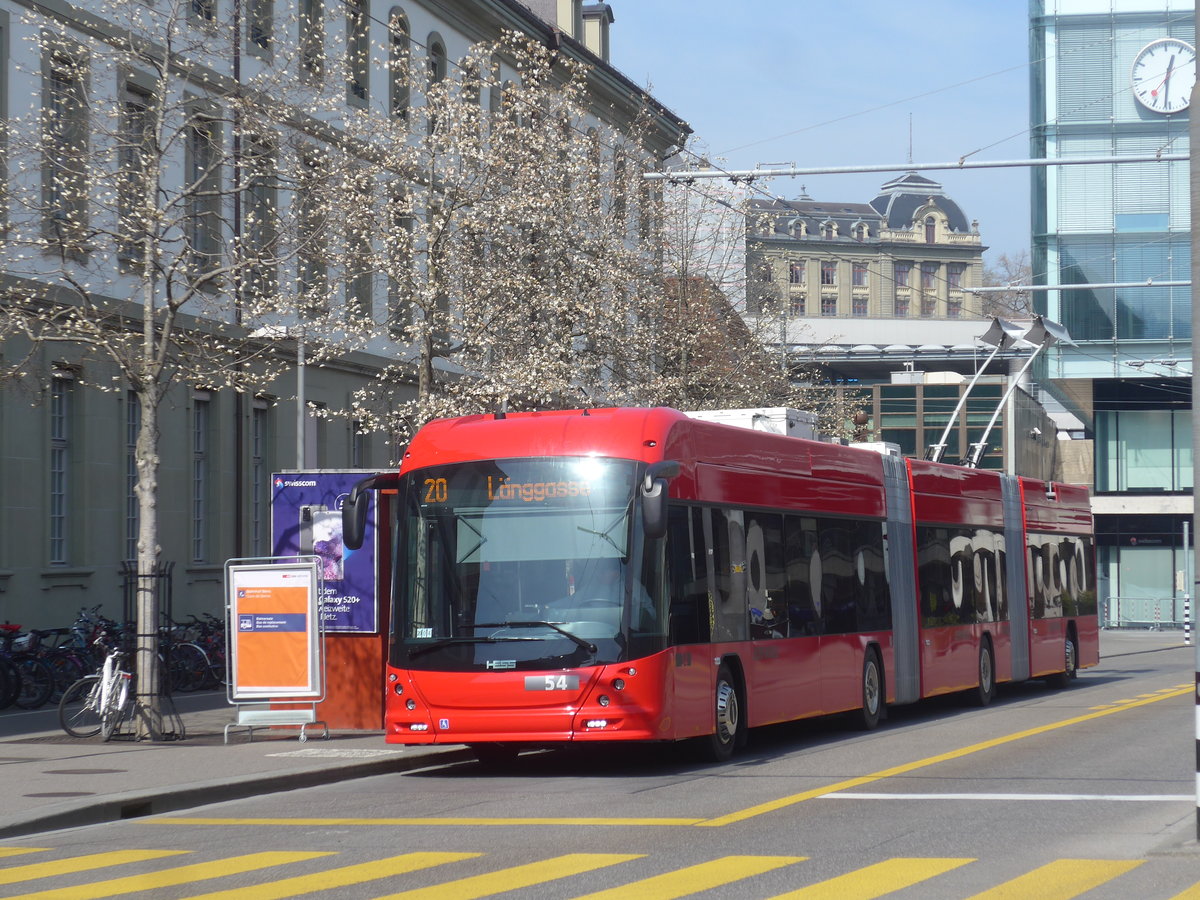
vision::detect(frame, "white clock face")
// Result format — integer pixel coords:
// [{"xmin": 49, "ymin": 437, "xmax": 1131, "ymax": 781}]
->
[{"xmin": 1131, "ymin": 38, "xmax": 1197, "ymax": 114}]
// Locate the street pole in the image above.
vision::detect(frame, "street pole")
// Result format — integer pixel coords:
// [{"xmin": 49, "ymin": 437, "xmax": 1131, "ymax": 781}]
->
[
  {"xmin": 1188, "ymin": 24, "xmax": 1199, "ymax": 840},
  {"xmin": 296, "ymin": 325, "xmax": 306, "ymax": 470}
]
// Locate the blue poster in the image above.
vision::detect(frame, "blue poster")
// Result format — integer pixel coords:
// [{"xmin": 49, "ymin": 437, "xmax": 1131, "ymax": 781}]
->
[{"xmin": 271, "ymin": 472, "xmax": 379, "ymax": 634}]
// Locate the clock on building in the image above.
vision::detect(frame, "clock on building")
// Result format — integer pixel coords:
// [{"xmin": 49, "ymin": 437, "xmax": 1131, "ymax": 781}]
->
[{"xmin": 1130, "ymin": 37, "xmax": 1197, "ymax": 113}]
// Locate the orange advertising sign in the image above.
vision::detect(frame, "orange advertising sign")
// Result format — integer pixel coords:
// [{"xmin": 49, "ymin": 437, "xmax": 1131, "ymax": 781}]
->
[{"xmin": 227, "ymin": 560, "xmax": 322, "ymax": 700}]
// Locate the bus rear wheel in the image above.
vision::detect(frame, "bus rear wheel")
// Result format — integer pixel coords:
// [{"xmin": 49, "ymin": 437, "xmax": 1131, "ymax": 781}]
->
[
  {"xmin": 857, "ymin": 649, "xmax": 883, "ymax": 730},
  {"xmin": 974, "ymin": 640, "xmax": 996, "ymax": 707},
  {"xmin": 701, "ymin": 664, "xmax": 741, "ymax": 763},
  {"xmin": 1048, "ymin": 633, "xmax": 1078, "ymax": 688}
]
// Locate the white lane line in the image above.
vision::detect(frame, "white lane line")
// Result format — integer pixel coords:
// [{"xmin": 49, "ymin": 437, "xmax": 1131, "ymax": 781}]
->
[{"xmin": 822, "ymin": 793, "xmax": 1194, "ymax": 802}]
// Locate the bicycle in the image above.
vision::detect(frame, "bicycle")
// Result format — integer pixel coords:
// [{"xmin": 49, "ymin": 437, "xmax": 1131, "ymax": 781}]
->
[{"xmin": 58, "ymin": 639, "xmax": 135, "ymax": 741}]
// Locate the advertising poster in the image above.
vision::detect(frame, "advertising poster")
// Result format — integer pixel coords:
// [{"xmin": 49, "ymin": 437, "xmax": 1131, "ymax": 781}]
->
[
  {"xmin": 271, "ymin": 472, "xmax": 378, "ymax": 633},
  {"xmin": 228, "ymin": 560, "xmax": 321, "ymax": 699}
]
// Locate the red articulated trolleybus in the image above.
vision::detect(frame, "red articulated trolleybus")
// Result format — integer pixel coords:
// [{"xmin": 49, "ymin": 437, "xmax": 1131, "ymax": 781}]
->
[{"xmin": 342, "ymin": 407, "xmax": 1097, "ymax": 763}]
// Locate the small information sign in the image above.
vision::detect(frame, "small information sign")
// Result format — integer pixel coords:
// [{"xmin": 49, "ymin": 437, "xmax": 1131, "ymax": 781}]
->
[{"xmin": 227, "ymin": 558, "xmax": 323, "ymax": 700}]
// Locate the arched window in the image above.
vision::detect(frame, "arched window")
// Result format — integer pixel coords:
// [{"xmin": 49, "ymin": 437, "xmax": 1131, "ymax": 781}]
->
[
  {"xmin": 822, "ymin": 221, "xmax": 834, "ymax": 240},
  {"xmin": 925, "ymin": 215, "xmax": 936, "ymax": 243},
  {"xmin": 388, "ymin": 10, "xmax": 410, "ymax": 119},
  {"xmin": 426, "ymin": 34, "xmax": 446, "ymax": 133}
]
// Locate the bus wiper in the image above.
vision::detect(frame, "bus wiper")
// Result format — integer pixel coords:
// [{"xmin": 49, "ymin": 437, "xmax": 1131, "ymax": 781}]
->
[
  {"xmin": 474, "ymin": 621, "xmax": 598, "ymax": 654},
  {"xmin": 408, "ymin": 634, "xmax": 539, "ymax": 659}
]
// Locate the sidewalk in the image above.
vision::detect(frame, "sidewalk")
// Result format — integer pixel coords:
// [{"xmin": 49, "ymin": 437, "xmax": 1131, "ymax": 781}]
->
[
  {"xmin": 0, "ymin": 692, "xmax": 470, "ymax": 840},
  {"xmin": 0, "ymin": 628, "xmax": 1193, "ymax": 840}
]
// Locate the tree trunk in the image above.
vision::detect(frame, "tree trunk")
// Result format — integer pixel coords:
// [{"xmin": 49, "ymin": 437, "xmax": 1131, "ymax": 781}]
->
[{"xmin": 133, "ymin": 385, "xmax": 164, "ymax": 740}]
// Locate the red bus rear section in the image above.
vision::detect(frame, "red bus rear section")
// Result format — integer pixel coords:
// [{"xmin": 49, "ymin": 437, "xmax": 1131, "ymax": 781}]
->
[{"xmin": 345, "ymin": 407, "xmax": 1097, "ymax": 762}]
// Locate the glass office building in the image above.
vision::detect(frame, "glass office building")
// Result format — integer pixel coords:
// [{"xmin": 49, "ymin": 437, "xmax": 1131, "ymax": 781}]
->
[{"xmin": 1031, "ymin": 0, "xmax": 1193, "ymax": 625}]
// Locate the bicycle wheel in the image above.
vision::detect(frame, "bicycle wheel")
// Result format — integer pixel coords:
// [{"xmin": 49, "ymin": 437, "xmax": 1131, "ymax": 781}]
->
[
  {"xmin": 14, "ymin": 655, "xmax": 55, "ymax": 709},
  {"xmin": 46, "ymin": 652, "xmax": 86, "ymax": 701},
  {"xmin": 59, "ymin": 675, "xmax": 102, "ymax": 738},
  {"xmin": 168, "ymin": 643, "xmax": 209, "ymax": 693},
  {"xmin": 0, "ymin": 657, "xmax": 17, "ymax": 710},
  {"xmin": 101, "ymin": 673, "xmax": 131, "ymax": 741}
]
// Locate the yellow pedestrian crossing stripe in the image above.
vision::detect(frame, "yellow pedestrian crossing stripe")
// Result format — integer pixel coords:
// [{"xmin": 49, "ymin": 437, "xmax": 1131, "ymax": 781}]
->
[
  {"xmin": 0, "ymin": 848, "xmax": 1192, "ymax": 899},
  {"xmin": 964, "ymin": 858, "xmax": 1144, "ymax": 899},
  {"xmin": 772, "ymin": 857, "xmax": 973, "ymax": 899}
]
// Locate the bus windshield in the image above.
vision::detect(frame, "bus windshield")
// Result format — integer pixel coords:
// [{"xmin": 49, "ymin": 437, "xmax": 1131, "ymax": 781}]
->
[{"xmin": 393, "ymin": 457, "xmax": 665, "ymax": 670}]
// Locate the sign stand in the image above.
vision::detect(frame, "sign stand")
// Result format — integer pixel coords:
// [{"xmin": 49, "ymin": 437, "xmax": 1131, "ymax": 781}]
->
[{"xmin": 223, "ymin": 556, "xmax": 328, "ymax": 743}]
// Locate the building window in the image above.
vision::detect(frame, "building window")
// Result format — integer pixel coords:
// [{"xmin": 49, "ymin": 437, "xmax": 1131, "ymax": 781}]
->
[
  {"xmin": 921, "ymin": 295, "xmax": 937, "ymax": 317},
  {"xmin": 426, "ymin": 35, "xmax": 446, "ymax": 134},
  {"xmin": 192, "ymin": 393, "xmax": 210, "ymax": 563},
  {"xmin": 613, "ymin": 149, "xmax": 627, "ymax": 225},
  {"xmin": 351, "ymin": 419, "xmax": 367, "ymax": 468},
  {"xmin": 789, "ymin": 261, "xmax": 805, "ymax": 284},
  {"xmin": 297, "ymin": 150, "xmax": 328, "ymax": 314},
  {"xmin": 49, "ymin": 377, "xmax": 73, "ymax": 565},
  {"xmin": 921, "ymin": 261, "xmax": 938, "ymax": 290},
  {"xmin": 243, "ymin": 135, "xmax": 278, "ymax": 300},
  {"xmin": 852, "ymin": 263, "xmax": 868, "ymax": 287},
  {"xmin": 895, "ymin": 297, "xmax": 909, "ymax": 317},
  {"xmin": 759, "ymin": 263, "xmax": 773, "ymax": 283},
  {"xmin": 185, "ymin": 116, "xmax": 221, "ymax": 276},
  {"xmin": 821, "ymin": 295, "xmax": 837, "ymax": 316},
  {"xmin": 125, "ymin": 391, "xmax": 140, "ymax": 562},
  {"xmin": 855, "ymin": 223, "xmax": 868, "ymax": 241},
  {"xmin": 191, "ymin": 0, "xmax": 215, "ymax": 26},
  {"xmin": 822, "ymin": 221, "xmax": 834, "ymax": 240},
  {"xmin": 42, "ymin": 45, "xmax": 88, "ymax": 248},
  {"xmin": 251, "ymin": 402, "xmax": 268, "ymax": 555},
  {"xmin": 346, "ymin": 0, "xmax": 368, "ymax": 105},
  {"xmin": 300, "ymin": 0, "xmax": 323, "ymax": 81},
  {"xmin": 247, "ymin": 0, "xmax": 272, "ymax": 53},
  {"xmin": 347, "ymin": 174, "xmax": 373, "ymax": 321},
  {"xmin": 820, "ymin": 260, "xmax": 836, "ymax": 286},
  {"xmin": 388, "ymin": 10, "xmax": 410, "ymax": 119},
  {"xmin": 947, "ymin": 263, "xmax": 964, "ymax": 289},
  {"xmin": 895, "ymin": 261, "xmax": 911, "ymax": 287},
  {"xmin": 948, "ymin": 299, "xmax": 962, "ymax": 319},
  {"xmin": 118, "ymin": 81, "xmax": 152, "ymax": 265},
  {"xmin": 853, "ymin": 296, "xmax": 868, "ymax": 317},
  {"xmin": 387, "ymin": 189, "xmax": 414, "ymax": 340},
  {"xmin": 925, "ymin": 216, "xmax": 936, "ymax": 243},
  {"xmin": 790, "ymin": 295, "xmax": 805, "ymax": 316}
]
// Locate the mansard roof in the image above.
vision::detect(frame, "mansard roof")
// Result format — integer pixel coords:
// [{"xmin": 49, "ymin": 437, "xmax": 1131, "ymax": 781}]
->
[{"xmin": 869, "ymin": 172, "xmax": 972, "ymax": 233}]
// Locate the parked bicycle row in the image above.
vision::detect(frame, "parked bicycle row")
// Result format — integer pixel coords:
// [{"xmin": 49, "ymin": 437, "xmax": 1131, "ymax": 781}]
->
[{"xmin": 0, "ymin": 605, "xmax": 227, "ymax": 712}]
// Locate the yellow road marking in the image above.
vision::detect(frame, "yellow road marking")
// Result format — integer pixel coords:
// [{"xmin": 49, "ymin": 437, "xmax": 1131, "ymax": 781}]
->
[
  {"xmin": 1168, "ymin": 879, "xmax": 1200, "ymax": 899},
  {"xmin": 374, "ymin": 853, "xmax": 642, "ymax": 900},
  {"xmin": 180, "ymin": 852, "xmax": 480, "ymax": 900},
  {"xmin": 770, "ymin": 857, "xmax": 973, "ymax": 899},
  {"xmin": 698, "ymin": 685, "xmax": 1191, "ymax": 827},
  {"xmin": 152, "ymin": 816, "xmax": 702, "ymax": 827},
  {"xmin": 964, "ymin": 858, "xmax": 1143, "ymax": 899},
  {"xmin": 145, "ymin": 684, "xmax": 1192, "ymax": 832},
  {"xmin": 572, "ymin": 855, "xmax": 806, "ymax": 899},
  {"xmin": 0, "ymin": 849, "xmax": 50, "ymax": 859},
  {"xmin": 0, "ymin": 850, "xmax": 186, "ymax": 885},
  {"xmin": 7, "ymin": 851, "xmax": 330, "ymax": 900}
]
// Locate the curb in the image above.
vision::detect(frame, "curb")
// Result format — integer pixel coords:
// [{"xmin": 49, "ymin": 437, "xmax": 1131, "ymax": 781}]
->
[{"xmin": 0, "ymin": 745, "xmax": 475, "ymax": 840}]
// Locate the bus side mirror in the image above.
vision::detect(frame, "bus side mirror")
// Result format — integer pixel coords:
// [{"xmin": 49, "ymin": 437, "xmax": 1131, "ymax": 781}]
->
[
  {"xmin": 641, "ymin": 460, "xmax": 680, "ymax": 540},
  {"xmin": 341, "ymin": 473, "xmax": 399, "ymax": 550}
]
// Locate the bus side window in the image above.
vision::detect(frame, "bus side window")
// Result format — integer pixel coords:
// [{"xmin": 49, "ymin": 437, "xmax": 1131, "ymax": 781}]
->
[
  {"xmin": 709, "ymin": 508, "xmax": 747, "ymax": 643},
  {"xmin": 784, "ymin": 516, "xmax": 818, "ymax": 635},
  {"xmin": 746, "ymin": 512, "xmax": 787, "ymax": 638},
  {"xmin": 666, "ymin": 506, "xmax": 710, "ymax": 645}
]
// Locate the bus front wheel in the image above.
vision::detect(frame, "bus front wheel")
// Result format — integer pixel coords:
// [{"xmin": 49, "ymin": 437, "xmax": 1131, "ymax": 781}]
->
[
  {"xmin": 974, "ymin": 640, "xmax": 996, "ymax": 707},
  {"xmin": 701, "ymin": 664, "xmax": 741, "ymax": 763}
]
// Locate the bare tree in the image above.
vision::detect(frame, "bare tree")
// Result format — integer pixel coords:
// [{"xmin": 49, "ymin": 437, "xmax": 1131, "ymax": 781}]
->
[
  {"xmin": 980, "ymin": 250, "xmax": 1034, "ymax": 318},
  {"xmin": 0, "ymin": 0, "xmax": 357, "ymax": 738}
]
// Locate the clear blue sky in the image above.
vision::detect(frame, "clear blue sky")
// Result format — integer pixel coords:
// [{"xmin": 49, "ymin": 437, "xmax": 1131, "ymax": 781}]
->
[{"xmin": 607, "ymin": 2, "xmax": 1031, "ymax": 265}]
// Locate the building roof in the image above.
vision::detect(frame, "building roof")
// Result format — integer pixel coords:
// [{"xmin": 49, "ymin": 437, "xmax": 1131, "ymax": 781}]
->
[{"xmin": 869, "ymin": 172, "xmax": 972, "ymax": 232}]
